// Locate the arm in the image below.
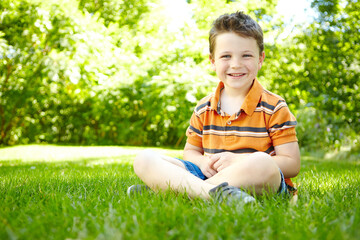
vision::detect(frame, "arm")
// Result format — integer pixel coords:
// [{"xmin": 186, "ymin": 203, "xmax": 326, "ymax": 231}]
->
[
  {"xmin": 266, "ymin": 97, "xmax": 299, "ymax": 178},
  {"xmin": 183, "ymin": 142, "xmax": 217, "ymax": 178},
  {"xmin": 205, "ymin": 143, "xmax": 299, "ymax": 176},
  {"xmin": 272, "ymin": 141, "xmax": 300, "ymax": 178}
]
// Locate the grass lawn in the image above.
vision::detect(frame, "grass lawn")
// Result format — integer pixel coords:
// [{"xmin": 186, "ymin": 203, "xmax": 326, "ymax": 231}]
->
[{"xmin": 0, "ymin": 145, "xmax": 359, "ymax": 239}]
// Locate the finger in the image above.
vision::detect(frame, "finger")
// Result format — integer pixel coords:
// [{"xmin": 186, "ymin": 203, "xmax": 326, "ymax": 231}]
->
[
  {"xmin": 205, "ymin": 166, "xmax": 217, "ymax": 177},
  {"xmin": 204, "ymin": 170, "xmax": 215, "ymax": 178},
  {"xmin": 213, "ymin": 158, "xmax": 223, "ymax": 171},
  {"xmin": 210, "ymin": 153, "xmax": 222, "ymax": 162},
  {"xmin": 208, "ymin": 168, "xmax": 217, "ymax": 176},
  {"xmin": 217, "ymin": 165, "xmax": 225, "ymax": 172},
  {"xmin": 214, "ymin": 165, "xmax": 222, "ymax": 172},
  {"xmin": 209, "ymin": 154, "xmax": 220, "ymax": 168},
  {"xmin": 203, "ymin": 171, "xmax": 211, "ymax": 178},
  {"xmin": 213, "ymin": 162, "xmax": 219, "ymax": 171},
  {"xmin": 217, "ymin": 160, "xmax": 231, "ymax": 171}
]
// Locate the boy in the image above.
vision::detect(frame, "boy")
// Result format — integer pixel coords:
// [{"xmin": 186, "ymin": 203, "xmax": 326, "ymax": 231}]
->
[{"xmin": 128, "ymin": 12, "xmax": 300, "ymax": 204}]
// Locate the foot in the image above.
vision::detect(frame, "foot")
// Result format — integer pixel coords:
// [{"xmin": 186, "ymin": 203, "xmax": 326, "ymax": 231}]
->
[
  {"xmin": 209, "ymin": 182, "xmax": 255, "ymax": 205},
  {"xmin": 127, "ymin": 184, "xmax": 152, "ymax": 196}
]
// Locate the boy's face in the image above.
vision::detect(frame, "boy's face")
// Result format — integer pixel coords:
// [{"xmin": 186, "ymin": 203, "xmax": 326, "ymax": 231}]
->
[{"xmin": 210, "ymin": 32, "xmax": 265, "ymax": 93}]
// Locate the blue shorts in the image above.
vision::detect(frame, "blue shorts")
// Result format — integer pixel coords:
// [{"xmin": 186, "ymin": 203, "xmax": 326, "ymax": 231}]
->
[
  {"xmin": 278, "ymin": 168, "xmax": 288, "ymax": 195},
  {"xmin": 177, "ymin": 158, "xmax": 207, "ymax": 180},
  {"xmin": 176, "ymin": 158, "xmax": 291, "ymax": 195}
]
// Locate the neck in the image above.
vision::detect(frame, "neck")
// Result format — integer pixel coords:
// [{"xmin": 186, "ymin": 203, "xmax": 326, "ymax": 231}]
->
[
  {"xmin": 223, "ymin": 87, "xmax": 246, "ymax": 99},
  {"xmin": 222, "ymin": 80, "xmax": 253, "ymax": 99},
  {"xmin": 219, "ymin": 80, "xmax": 254, "ymax": 116}
]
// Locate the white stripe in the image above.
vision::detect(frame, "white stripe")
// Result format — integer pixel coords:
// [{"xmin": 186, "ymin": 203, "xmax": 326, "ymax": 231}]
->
[
  {"xmin": 196, "ymin": 106, "xmax": 211, "ymax": 115},
  {"xmin": 274, "ymin": 102, "xmax": 287, "ymax": 112},
  {"xmin": 268, "ymin": 125, "xmax": 294, "ymax": 132},
  {"xmin": 203, "ymin": 130, "xmax": 268, "ymax": 137},
  {"xmin": 255, "ymin": 106, "xmax": 274, "ymax": 114}
]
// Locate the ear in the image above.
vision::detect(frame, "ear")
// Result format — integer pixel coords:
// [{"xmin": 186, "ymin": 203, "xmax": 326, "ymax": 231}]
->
[
  {"xmin": 258, "ymin": 51, "xmax": 265, "ymax": 70},
  {"xmin": 209, "ymin": 54, "xmax": 216, "ymax": 71}
]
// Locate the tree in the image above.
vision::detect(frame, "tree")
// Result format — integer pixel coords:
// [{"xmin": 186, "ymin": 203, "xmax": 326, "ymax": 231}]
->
[
  {"xmin": 0, "ymin": 0, "xmax": 149, "ymax": 145},
  {"xmin": 268, "ymin": 0, "xmax": 360, "ymax": 150}
]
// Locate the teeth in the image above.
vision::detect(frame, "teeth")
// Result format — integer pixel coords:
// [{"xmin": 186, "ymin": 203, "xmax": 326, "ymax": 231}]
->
[{"xmin": 230, "ymin": 73, "xmax": 244, "ymax": 77}]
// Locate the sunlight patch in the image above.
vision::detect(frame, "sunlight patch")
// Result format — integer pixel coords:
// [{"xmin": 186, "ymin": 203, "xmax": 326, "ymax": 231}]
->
[{"xmin": 0, "ymin": 145, "xmax": 183, "ymax": 164}]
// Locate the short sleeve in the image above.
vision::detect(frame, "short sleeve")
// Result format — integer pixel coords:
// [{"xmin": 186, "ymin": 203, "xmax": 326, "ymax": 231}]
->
[
  {"xmin": 268, "ymin": 100, "xmax": 298, "ymax": 146},
  {"xmin": 186, "ymin": 111, "xmax": 203, "ymax": 148}
]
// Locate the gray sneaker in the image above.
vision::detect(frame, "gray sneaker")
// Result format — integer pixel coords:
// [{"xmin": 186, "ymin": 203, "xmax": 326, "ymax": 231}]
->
[
  {"xmin": 127, "ymin": 185, "xmax": 152, "ymax": 196},
  {"xmin": 209, "ymin": 182, "xmax": 255, "ymax": 205}
]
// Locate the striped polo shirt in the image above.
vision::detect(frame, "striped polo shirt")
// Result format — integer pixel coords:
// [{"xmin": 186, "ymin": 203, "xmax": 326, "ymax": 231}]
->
[
  {"xmin": 186, "ymin": 78, "xmax": 298, "ymax": 185},
  {"xmin": 186, "ymin": 78, "xmax": 297, "ymax": 175}
]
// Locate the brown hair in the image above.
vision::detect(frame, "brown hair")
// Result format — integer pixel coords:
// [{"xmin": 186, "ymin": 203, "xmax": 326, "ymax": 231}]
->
[{"xmin": 209, "ymin": 11, "xmax": 264, "ymax": 57}]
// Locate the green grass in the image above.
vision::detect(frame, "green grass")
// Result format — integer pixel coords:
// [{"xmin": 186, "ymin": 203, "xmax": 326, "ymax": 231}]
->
[{"xmin": 0, "ymin": 145, "xmax": 359, "ymax": 240}]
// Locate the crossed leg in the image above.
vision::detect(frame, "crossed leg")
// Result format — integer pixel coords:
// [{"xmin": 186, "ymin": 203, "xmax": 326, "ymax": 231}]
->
[
  {"xmin": 133, "ymin": 150, "xmax": 281, "ymax": 199},
  {"xmin": 133, "ymin": 149, "xmax": 215, "ymax": 198}
]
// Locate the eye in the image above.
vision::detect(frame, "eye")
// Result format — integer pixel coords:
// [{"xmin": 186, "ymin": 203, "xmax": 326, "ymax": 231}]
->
[
  {"xmin": 221, "ymin": 55, "xmax": 231, "ymax": 59},
  {"xmin": 243, "ymin": 54, "xmax": 253, "ymax": 58}
]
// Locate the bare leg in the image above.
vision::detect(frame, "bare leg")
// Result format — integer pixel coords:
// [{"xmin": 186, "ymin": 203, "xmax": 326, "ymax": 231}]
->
[
  {"xmin": 133, "ymin": 149, "xmax": 216, "ymax": 199},
  {"xmin": 133, "ymin": 150, "xmax": 281, "ymax": 199},
  {"xmin": 205, "ymin": 152, "xmax": 281, "ymax": 195}
]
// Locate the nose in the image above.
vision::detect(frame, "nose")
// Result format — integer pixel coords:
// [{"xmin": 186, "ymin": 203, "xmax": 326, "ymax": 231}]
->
[{"xmin": 230, "ymin": 57, "xmax": 242, "ymax": 69}]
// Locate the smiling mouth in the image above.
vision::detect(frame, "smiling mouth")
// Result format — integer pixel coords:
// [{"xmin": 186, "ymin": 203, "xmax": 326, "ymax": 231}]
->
[{"xmin": 228, "ymin": 73, "xmax": 246, "ymax": 77}]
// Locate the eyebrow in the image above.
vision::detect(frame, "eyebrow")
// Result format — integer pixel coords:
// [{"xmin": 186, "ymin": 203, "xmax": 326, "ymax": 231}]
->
[
  {"xmin": 218, "ymin": 51, "xmax": 231, "ymax": 55},
  {"xmin": 218, "ymin": 50, "xmax": 255, "ymax": 55}
]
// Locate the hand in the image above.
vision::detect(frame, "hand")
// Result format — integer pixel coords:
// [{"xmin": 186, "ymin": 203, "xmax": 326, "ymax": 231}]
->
[
  {"xmin": 209, "ymin": 152, "xmax": 237, "ymax": 172},
  {"xmin": 198, "ymin": 156, "xmax": 218, "ymax": 178}
]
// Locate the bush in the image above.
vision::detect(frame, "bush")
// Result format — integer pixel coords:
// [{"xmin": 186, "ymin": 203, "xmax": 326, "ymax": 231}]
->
[{"xmin": 1, "ymin": 0, "xmax": 359, "ymax": 152}]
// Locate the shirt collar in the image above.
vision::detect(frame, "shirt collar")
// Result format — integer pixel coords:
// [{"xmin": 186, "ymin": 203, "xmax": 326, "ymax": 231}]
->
[
  {"xmin": 210, "ymin": 78, "xmax": 263, "ymax": 116},
  {"xmin": 210, "ymin": 82, "xmax": 223, "ymax": 114},
  {"xmin": 241, "ymin": 78, "xmax": 263, "ymax": 116}
]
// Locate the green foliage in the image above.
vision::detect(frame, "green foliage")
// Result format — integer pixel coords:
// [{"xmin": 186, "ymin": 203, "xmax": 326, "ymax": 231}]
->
[
  {"xmin": 0, "ymin": 0, "xmax": 280, "ymax": 147},
  {"xmin": 266, "ymin": 0, "xmax": 360, "ymax": 151},
  {"xmin": 0, "ymin": 0, "xmax": 152, "ymax": 145},
  {"xmin": 304, "ymin": 0, "xmax": 360, "ymax": 125},
  {"xmin": 0, "ymin": 0, "xmax": 359, "ymax": 151},
  {"xmin": 78, "ymin": 0, "xmax": 150, "ymax": 28}
]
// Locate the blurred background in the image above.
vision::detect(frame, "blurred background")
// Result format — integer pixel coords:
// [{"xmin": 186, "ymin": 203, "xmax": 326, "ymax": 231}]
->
[{"xmin": 0, "ymin": 0, "xmax": 359, "ymax": 156}]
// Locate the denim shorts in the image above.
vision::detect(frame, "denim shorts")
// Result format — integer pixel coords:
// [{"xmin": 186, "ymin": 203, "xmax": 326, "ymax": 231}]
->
[
  {"xmin": 176, "ymin": 158, "xmax": 207, "ymax": 180},
  {"xmin": 176, "ymin": 158, "xmax": 290, "ymax": 195}
]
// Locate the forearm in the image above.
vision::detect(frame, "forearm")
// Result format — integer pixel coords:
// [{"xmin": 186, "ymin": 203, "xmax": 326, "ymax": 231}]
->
[
  {"xmin": 183, "ymin": 143, "xmax": 218, "ymax": 178},
  {"xmin": 183, "ymin": 149, "xmax": 208, "ymax": 166},
  {"xmin": 272, "ymin": 155, "xmax": 300, "ymax": 178},
  {"xmin": 272, "ymin": 142, "xmax": 301, "ymax": 178}
]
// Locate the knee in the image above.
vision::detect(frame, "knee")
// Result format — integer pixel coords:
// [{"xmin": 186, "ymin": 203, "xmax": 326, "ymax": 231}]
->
[
  {"xmin": 133, "ymin": 149, "xmax": 156, "ymax": 176},
  {"xmin": 245, "ymin": 152, "xmax": 280, "ymax": 184}
]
